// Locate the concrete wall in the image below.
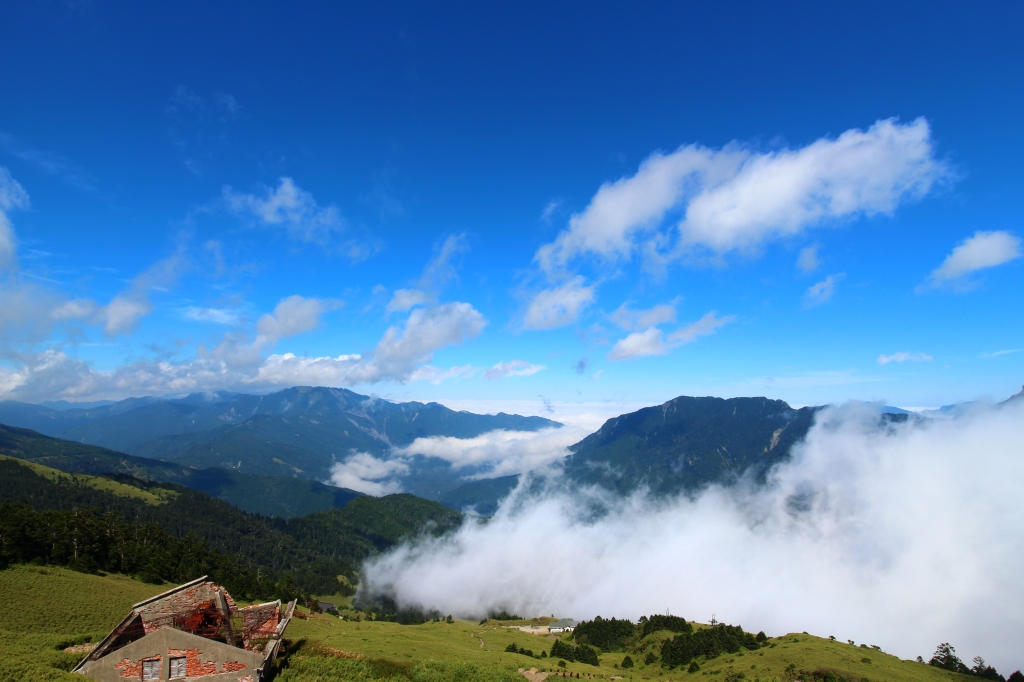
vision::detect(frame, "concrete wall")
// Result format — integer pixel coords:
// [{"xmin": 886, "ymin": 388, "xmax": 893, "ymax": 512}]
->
[{"xmin": 79, "ymin": 627, "xmax": 265, "ymax": 682}]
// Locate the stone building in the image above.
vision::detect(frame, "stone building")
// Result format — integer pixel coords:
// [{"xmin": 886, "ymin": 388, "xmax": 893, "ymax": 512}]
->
[{"xmin": 72, "ymin": 576, "xmax": 296, "ymax": 682}]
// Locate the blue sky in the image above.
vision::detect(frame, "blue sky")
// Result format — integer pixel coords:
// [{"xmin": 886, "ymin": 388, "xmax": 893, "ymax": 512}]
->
[{"xmin": 1, "ymin": 1, "xmax": 1022, "ymax": 413}]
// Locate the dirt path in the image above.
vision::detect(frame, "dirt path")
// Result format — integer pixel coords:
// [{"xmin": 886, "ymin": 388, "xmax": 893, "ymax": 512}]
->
[{"xmin": 518, "ymin": 667, "xmax": 551, "ymax": 682}]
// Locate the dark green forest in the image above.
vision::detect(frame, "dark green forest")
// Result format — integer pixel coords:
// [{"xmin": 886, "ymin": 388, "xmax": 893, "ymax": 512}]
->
[
  {"xmin": 659, "ymin": 623, "xmax": 764, "ymax": 668},
  {"xmin": 0, "ymin": 456, "xmax": 461, "ymax": 597}
]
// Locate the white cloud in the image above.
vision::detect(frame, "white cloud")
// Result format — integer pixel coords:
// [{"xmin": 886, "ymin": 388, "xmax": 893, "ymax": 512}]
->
[
  {"xmin": 362, "ymin": 402, "xmax": 1024, "ymax": 672},
  {"xmin": 607, "ymin": 327, "xmax": 667, "ymax": 360},
  {"xmin": 0, "ymin": 302, "xmax": 487, "ymax": 402},
  {"xmin": 329, "ymin": 452, "xmax": 409, "ymax": 496},
  {"xmin": 250, "ymin": 352, "xmax": 364, "ymax": 385},
  {"xmin": 608, "ymin": 311, "xmax": 734, "ymax": 360},
  {"xmin": 223, "ymin": 177, "xmax": 344, "ymax": 246},
  {"xmin": 393, "ymin": 426, "xmax": 586, "ymax": 480},
  {"xmin": 249, "ymin": 303, "xmax": 486, "ymax": 388},
  {"xmin": 980, "ymin": 349, "xmax": 1021, "ymax": 359},
  {"xmin": 180, "ymin": 306, "xmax": 242, "ymax": 325},
  {"xmin": 537, "ymin": 118, "xmax": 947, "ymax": 272},
  {"xmin": 540, "ymin": 199, "xmax": 562, "ymax": 223},
  {"xmin": 803, "ymin": 273, "xmax": 845, "ymax": 308},
  {"xmin": 409, "ymin": 364, "xmax": 478, "ymax": 384},
  {"xmin": 922, "ymin": 231, "xmax": 1022, "ymax": 289},
  {"xmin": 364, "ymin": 302, "xmax": 486, "ymax": 382},
  {"xmin": 878, "ymin": 351, "xmax": 933, "ymax": 365},
  {"xmin": 668, "ymin": 311, "xmax": 734, "ymax": 344},
  {"xmin": 51, "ymin": 299, "xmax": 98, "ymax": 321},
  {"xmin": 482, "ymin": 360, "xmax": 546, "ymax": 381},
  {"xmin": 523, "ymin": 276, "xmax": 595, "ymax": 330},
  {"xmin": 256, "ymin": 295, "xmax": 338, "ymax": 340},
  {"xmin": 386, "ymin": 234, "xmax": 469, "ymax": 313},
  {"xmin": 609, "ymin": 300, "xmax": 678, "ymax": 331},
  {"xmin": 0, "ymin": 285, "xmax": 67, "ymax": 342},
  {"xmin": 387, "ymin": 288, "xmax": 430, "ymax": 313},
  {"xmin": 0, "ymin": 166, "xmax": 30, "ymax": 270},
  {"xmin": 797, "ymin": 245, "xmax": 821, "ymax": 273},
  {"xmin": 94, "ymin": 251, "xmax": 184, "ymax": 337},
  {"xmin": 96, "ymin": 295, "xmax": 152, "ymax": 336}
]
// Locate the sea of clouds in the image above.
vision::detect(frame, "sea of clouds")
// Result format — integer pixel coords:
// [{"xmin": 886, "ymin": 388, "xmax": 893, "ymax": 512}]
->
[{"xmin": 361, "ymin": 399, "xmax": 1024, "ymax": 672}]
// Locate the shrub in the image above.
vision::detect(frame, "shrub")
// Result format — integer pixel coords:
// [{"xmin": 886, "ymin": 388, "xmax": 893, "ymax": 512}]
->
[{"xmin": 621, "ymin": 656, "xmax": 634, "ymax": 669}]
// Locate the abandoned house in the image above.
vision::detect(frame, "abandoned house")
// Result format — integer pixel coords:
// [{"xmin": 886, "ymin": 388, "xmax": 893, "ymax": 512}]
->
[{"xmin": 72, "ymin": 576, "xmax": 296, "ymax": 682}]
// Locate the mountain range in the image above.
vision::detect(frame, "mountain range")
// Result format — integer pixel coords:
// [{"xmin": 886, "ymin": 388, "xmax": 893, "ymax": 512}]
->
[
  {"xmin": 6, "ymin": 385, "xmax": 1014, "ymax": 518},
  {"xmin": 0, "ymin": 386, "xmax": 558, "ymax": 512}
]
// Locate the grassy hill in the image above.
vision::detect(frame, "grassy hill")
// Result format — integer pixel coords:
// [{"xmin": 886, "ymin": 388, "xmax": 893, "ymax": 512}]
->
[
  {"xmin": 0, "ymin": 565, "xmax": 166, "ymax": 682},
  {"xmin": 282, "ymin": 613, "xmax": 982, "ymax": 682},
  {"xmin": 0, "ymin": 564, "xmax": 1008, "ymax": 682},
  {"xmin": 0, "ymin": 422, "xmax": 363, "ymax": 518}
]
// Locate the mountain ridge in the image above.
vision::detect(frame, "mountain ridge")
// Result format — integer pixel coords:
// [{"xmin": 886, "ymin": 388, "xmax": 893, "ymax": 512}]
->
[{"xmin": 0, "ymin": 386, "xmax": 560, "ymax": 497}]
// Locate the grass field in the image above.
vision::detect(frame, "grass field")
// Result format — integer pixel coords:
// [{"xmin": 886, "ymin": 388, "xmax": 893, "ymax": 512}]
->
[
  {"xmin": 0, "ymin": 565, "xmax": 984, "ymax": 682},
  {"xmin": 283, "ymin": 607, "xmax": 971, "ymax": 682},
  {"xmin": 0, "ymin": 454, "xmax": 176, "ymax": 505},
  {"xmin": 0, "ymin": 564, "xmax": 166, "ymax": 682}
]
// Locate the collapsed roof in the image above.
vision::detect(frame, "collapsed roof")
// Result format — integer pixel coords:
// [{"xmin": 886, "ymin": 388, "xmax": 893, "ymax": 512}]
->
[{"xmin": 73, "ymin": 576, "xmax": 296, "ymax": 674}]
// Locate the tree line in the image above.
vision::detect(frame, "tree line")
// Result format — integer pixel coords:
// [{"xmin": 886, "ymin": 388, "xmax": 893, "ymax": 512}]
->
[
  {"xmin": 559, "ymin": 614, "xmax": 767, "ymax": 670},
  {"xmin": 0, "ymin": 501, "xmax": 300, "ymax": 602},
  {"xmin": 928, "ymin": 643, "xmax": 1022, "ymax": 682}
]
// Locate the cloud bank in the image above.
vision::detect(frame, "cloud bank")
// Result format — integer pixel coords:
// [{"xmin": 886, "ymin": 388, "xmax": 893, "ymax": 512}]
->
[
  {"xmin": 0, "ymin": 301, "xmax": 486, "ymax": 402},
  {"xmin": 329, "ymin": 425, "xmax": 585, "ymax": 495},
  {"xmin": 362, "ymin": 401, "xmax": 1024, "ymax": 672}
]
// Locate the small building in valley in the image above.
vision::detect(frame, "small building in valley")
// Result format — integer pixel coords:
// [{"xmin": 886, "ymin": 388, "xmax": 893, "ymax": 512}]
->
[
  {"xmin": 72, "ymin": 576, "xmax": 295, "ymax": 682},
  {"xmin": 547, "ymin": 619, "xmax": 578, "ymax": 634}
]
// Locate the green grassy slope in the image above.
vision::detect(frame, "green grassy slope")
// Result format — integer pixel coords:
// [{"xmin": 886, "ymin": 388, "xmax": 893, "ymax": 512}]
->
[
  {"xmin": 283, "ymin": 612, "xmax": 979, "ymax": 682},
  {"xmin": 0, "ymin": 565, "xmax": 165, "ymax": 682},
  {"xmin": 0, "ymin": 565, "xmax": 1003, "ymax": 682},
  {"xmin": 0, "ymin": 454, "xmax": 177, "ymax": 505},
  {"xmin": 0, "ymin": 422, "xmax": 363, "ymax": 518}
]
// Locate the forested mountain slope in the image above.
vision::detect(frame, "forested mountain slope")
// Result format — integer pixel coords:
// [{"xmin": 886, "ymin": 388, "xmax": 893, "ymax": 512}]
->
[
  {"xmin": 0, "ymin": 423, "xmax": 362, "ymax": 517},
  {"xmin": 564, "ymin": 396, "xmax": 819, "ymax": 495},
  {"xmin": 0, "ymin": 454, "xmax": 461, "ymax": 596}
]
